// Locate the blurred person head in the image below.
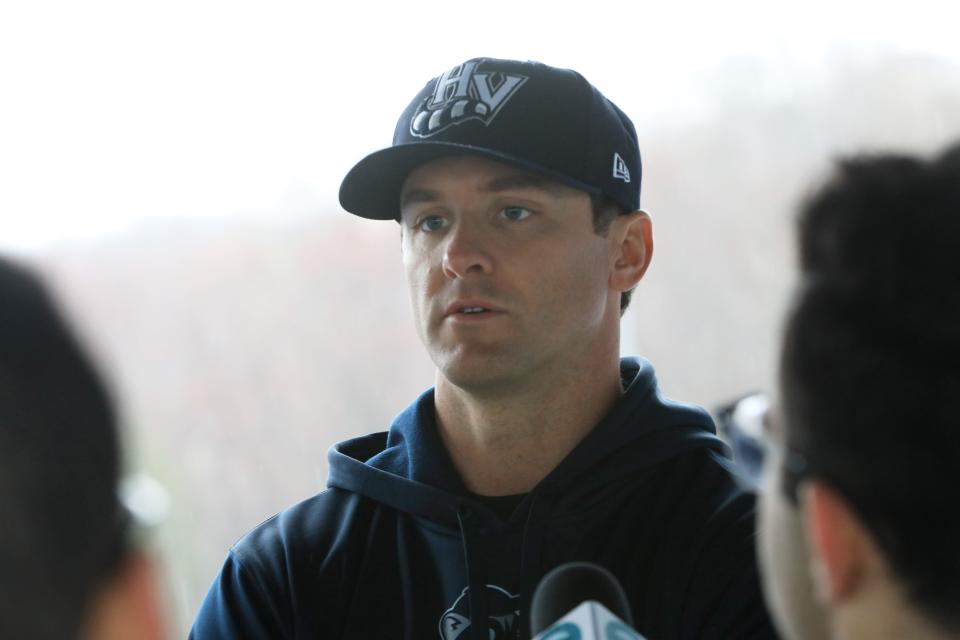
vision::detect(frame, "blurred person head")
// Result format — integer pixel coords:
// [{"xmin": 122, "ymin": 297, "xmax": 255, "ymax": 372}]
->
[
  {"xmin": 0, "ymin": 257, "xmax": 165, "ymax": 640},
  {"xmin": 760, "ymin": 142, "xmax": 960, "ymax": 639}
]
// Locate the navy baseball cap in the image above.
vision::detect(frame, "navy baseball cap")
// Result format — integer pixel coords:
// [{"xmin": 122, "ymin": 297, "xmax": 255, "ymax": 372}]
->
[{"xmin": 339, "ymin": 57, "xmax": 642, "ymax": 220}]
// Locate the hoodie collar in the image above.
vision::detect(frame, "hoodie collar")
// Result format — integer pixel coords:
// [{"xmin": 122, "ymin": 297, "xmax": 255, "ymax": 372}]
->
[{"xmin": 327, "ymin": 357, "xmax": 727, "ymax": 524}]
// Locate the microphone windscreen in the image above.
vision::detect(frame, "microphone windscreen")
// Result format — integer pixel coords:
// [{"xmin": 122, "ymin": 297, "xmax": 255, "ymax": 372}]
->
[{"xmin": 529, "ymin": 561, "xmax": 634, "ymax": 636}]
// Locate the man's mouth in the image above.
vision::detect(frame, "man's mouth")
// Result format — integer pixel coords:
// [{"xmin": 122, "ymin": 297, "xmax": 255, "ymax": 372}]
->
[{"xmin": 444, "ymin": 301, "xmax": 502, "ymax": 319}]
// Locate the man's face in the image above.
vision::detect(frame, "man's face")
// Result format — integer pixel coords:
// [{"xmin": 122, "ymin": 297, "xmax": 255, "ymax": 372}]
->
[
  {"xmin": 758, "ymin": 407, "xmax": 831, "ymax": 640},
  {"xmin": 399, "ymin": 155, "xmax": 618, "ymax": 392}
]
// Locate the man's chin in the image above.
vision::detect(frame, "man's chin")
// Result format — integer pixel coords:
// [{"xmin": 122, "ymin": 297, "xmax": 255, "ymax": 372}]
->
[{"xmin": 433, "ymin": 350, "xmax": 527, "ymax": 395}]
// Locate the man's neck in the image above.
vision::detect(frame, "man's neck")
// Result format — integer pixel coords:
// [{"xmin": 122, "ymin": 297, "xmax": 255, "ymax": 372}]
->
[{"xmin": 433, "ymin": 353, "xmax": 624, "ymax": 497}]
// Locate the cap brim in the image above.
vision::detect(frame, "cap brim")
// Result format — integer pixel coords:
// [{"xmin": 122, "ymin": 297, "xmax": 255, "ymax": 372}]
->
[{"xmin": 338, "ymin": 141, "xmax": 602, "ymax": 220}]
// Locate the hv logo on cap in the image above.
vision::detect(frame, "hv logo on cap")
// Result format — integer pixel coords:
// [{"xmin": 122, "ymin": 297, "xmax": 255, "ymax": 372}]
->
[{"xmin": 410, "ymin": 60, "xmax": 528, "ymax": 138}]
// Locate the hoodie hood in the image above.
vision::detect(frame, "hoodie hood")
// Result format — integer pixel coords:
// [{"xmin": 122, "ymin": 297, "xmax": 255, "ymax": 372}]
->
[{"xmin": 327, "ymin": 357, "xmax": 727, "ymax": 522}]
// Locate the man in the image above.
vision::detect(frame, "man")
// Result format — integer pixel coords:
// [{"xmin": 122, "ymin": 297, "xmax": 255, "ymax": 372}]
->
[
  {"xmin": 0, "ymin": 257, "xmax": 166, "ymax": 640},
  {"xmin": 757, "ymin": 143, "xmax": 960, "ymax": 639},
  {"xmin": 192, "ymin": 58, "xmax": 776, "ymax": 639}
]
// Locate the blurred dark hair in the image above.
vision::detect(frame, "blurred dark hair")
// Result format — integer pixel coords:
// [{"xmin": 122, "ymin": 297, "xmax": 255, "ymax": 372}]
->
[
  {"xmin": 590, "ymin": 193, "xmax": 634, "ymax": 316},
  {"xmin": 780, "ymin": 142, "xmax": 960, "ymax": 632},
  {"xmin": 0, "ymin": 257, "xmax": 128, "ymax": 640}
]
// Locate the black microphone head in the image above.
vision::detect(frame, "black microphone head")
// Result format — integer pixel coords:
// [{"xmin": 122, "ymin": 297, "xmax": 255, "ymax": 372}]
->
[{"xmin": 529, "ymin": 561, "xmax": 634, "ymax": 636}]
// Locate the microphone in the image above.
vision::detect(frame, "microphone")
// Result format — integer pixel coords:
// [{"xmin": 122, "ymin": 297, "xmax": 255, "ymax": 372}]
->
[{"xmin": 530, "ymin": 562, "xmax": 646, "ymax": 640}]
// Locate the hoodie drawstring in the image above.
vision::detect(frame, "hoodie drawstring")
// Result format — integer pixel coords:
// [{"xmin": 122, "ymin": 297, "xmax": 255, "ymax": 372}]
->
[
  {"xmin": 457, "ymin": 504, "xmax": 490, "ymax": 640},
  {"xmin": 396, "ymin": 516, "xmax": 417, "ymax": 640},
  {"xmin": 517, "ymin": 493, "xmax": 546, "ymax": 640}
]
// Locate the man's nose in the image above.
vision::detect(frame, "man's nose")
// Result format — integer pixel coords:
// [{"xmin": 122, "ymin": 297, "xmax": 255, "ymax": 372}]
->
[{"xmin": 441, "ymin": 222, "xmax": 493, "ymax": 279}]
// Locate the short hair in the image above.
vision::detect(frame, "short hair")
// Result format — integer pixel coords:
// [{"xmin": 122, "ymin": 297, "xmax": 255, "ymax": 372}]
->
[
  {"xmin": 0, "ymin": 257, "xmax": 128, "ymax": 640},
  {"xmin": 779, "ymin": 142, "xmax": 960, "ymax": 632},
  {"xmin": 590, "ymin": 193, "xmax": 633, "ymax": 315}
]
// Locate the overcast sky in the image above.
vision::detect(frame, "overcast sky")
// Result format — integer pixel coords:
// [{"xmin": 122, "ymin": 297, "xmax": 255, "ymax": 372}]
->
[{"xmin": 2, "ymin": 0, "xmax": 957, "ymax": 251}]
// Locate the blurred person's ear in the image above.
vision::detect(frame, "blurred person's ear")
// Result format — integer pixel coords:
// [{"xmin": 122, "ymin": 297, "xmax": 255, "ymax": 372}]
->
[
  {"xmin": 83, "ymin": 551, "xmax": 166, "ymax": 640},
  {"xmin": 801, "ymin": 481, "xmax": 882, "ymax": 605}
]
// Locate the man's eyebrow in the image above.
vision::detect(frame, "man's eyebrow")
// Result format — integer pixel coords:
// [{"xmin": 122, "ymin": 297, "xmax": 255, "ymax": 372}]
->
[
  {"xmin": 484, "ymin": 173, "xmax": 564, "ymax": 196},
  {"xmin": 399, "ymin": 173, "xmax": 564, "ymax": 210},
  {"xmin": 400, "ymin": 188, "xmax": 441, "ymax": 210}
]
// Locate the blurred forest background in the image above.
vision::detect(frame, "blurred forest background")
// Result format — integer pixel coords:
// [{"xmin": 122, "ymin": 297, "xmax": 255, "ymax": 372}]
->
[{"xmin": 5, "ymin": 35, "xmax": 960, "ymax": 636}]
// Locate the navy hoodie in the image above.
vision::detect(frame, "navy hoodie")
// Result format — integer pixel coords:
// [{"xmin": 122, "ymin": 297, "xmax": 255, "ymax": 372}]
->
[{"xmin": 191, "ymin": 358, "xmax": 777, "ymax": 639}]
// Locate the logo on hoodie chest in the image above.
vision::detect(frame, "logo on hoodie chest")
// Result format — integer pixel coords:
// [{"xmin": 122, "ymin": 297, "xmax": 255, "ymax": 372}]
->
[{"xmin": 439, "ymin": 584, "xmax": 521, "ymax": 640}]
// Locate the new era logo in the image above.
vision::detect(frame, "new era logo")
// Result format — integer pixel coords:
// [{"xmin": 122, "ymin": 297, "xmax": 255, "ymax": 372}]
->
[{"xmin": 612, "ymin": 153, "xmax": 631, "ymax": 183}]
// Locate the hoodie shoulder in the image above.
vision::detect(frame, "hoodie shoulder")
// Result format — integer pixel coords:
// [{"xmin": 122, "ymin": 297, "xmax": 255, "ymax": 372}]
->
[
  {"xmin": 235, "ymin": 488, "xmax": 372, "ymax": 563},
  {"xmin": 191, "ymin": 488, "xmax": 377, "ymax": 640}
]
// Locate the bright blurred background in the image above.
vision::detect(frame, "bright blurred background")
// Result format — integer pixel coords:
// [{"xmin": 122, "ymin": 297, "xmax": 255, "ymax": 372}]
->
[{"xmin": 2, "ymin": 0, "xmax": 959, "ymax": 634}]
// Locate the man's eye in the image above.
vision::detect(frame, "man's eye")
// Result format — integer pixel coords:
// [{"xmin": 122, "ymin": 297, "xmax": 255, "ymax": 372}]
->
[
  {"xmin": 501, "ymin": 206, "xmax": 532, "ymax": 221},
  {"xmin": 418, "ymin": 216, "xmax": 448, "ymax": 232}
]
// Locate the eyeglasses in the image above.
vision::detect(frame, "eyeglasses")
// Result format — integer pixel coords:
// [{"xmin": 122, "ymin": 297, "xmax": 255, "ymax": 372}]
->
[{"xmin": 715, "ymin": 392, "xmax": 809, "ymax": 504}]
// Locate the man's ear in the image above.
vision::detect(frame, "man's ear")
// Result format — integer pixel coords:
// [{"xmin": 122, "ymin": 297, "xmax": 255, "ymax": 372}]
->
[
  {"xmin": 800, "ymin": 480, "xmax": 876, "ymax": 606},
  {"xmin": 608, "ymin": 210, "xmax": 653, "ymax": 292}
]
